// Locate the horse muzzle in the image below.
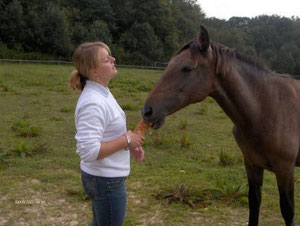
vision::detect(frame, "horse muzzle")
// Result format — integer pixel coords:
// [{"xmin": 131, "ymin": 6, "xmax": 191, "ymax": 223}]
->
[{"xmin": 141, "ymin": 104, "xmax": 166, "ymax": 129}]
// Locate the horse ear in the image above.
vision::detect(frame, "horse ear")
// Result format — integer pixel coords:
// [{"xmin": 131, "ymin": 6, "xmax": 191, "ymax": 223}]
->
[{"xmin": 199, "ymin": 25, "xmax": 210, "ymax": 52}]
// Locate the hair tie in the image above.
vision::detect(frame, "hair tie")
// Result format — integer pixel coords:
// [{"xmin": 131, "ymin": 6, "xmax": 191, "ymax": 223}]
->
[{"xmin": 79, "ymin": 74, "xmax": 88, "ymax": 85}]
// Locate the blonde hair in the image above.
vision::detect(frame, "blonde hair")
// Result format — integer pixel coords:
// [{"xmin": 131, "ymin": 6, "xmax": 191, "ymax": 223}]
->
[{"xmin": 69, "ymin": 42, "xmax": 111, "ymax": 90}]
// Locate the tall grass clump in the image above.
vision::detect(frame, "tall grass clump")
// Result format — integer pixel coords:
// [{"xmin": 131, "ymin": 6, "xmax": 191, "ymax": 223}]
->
[
  {"xmin": 1, "ymin": 84, "xmax": 9, "ymax": 92},
  {"xmin": 196, "ymin": 104, "xmax": 208, "ymax": 115},
  {"xmin": 178, "ymin": 120, "xmax": 192, "ymax": 148},
  {"xmin": 155, "ymin": 184, "xmax": 208, "ymax": 208},
  {"xmin": 11, "ymin": 139, "xmax": 49, "ymax": 158},
  {"xmin": 218, "ymin": 149, "xmax": 236, "ymax": 166},
  {"xmin": 149, "ymin": 130, "xmax": 176, "ymax": 146},
  {"xmin": 178, "ymin": 120, "xmax": 188, "ymax": 130},
  {"xmin": 180, "ymin": 134, "xmax": 191, "ymax": 148},
  {"xmin": 12, "ymin": 120, "xmax": 41, "ymax": 137},
  {"xmin": 201, "ymin": 181, "xmax": 248, "ymax": 205}
]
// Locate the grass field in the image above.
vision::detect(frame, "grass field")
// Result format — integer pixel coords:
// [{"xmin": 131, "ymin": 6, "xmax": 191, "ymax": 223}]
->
[{"xmin": 0, "ymin": 62, "xmax": 299, "ymax": 225}]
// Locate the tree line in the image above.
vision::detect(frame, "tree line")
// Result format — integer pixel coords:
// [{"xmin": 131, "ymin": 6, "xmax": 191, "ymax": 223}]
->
[{"xmin": 0, "ymin": 0, "xmax": 299, "ymax": 75}]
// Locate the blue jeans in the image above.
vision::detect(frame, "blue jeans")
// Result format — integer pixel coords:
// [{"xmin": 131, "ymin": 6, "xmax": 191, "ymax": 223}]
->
[{"xmin": 81, "ymin": 170, "xmax": 127, "ymax": 226}]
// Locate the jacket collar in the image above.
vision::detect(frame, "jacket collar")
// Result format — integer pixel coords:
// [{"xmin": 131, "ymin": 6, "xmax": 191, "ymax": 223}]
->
[{"xmin": 85, "ymin": 80, "xmax": 109, "ymax": 98}]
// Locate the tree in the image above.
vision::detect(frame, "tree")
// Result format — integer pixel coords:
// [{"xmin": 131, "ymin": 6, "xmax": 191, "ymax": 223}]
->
[
  {"xmin": 89, "ymin": 20, "xmax": 112, "ymax": 45},
  {"xmin": 171, "ymin": 0, "xmax": 205, "ymax": 43},
  {"xmin": 71, "ymin": 23, "xmax": 91, "ymax": 46},
  {"xmin": 119, "ymin": 31, "xmax": 137, "ymax": 50},
  {"xmin": 130, "ymin": 22, "xmax": 163, "ymax": 64},
  {"xmin": 0, "ymin": 0, "xmax": 25, "ymax": 48},
  {"xmin": 41, "ymin": 3, "xmax": 72, "ymax": 56},
  {"xmin": 68, "ymin": 0, "xmax": 116, "ymax": 28},
  {"xmin": 272, "ymin": 42, "xmax": 300, "ymax": 74}
]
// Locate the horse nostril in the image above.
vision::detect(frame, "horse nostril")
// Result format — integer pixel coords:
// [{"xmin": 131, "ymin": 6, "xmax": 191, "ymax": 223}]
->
[{"xmin": 143, "ymin": 106, "xmax": 153, "ymax": 118}]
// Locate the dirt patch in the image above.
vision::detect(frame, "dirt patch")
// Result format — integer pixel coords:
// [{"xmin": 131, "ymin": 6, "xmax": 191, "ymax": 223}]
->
[{"xmin": 0, "ymin": 182, "xmax": 90, "ymax": 225}]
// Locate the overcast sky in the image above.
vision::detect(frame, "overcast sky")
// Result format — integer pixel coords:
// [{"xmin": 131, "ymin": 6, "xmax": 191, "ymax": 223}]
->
[{"xmin": 198, "ymin": 0, "xmax": 299, "ymax": 20}]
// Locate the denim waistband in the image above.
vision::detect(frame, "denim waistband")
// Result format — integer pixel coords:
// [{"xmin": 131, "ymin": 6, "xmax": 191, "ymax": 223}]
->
[{"xmin": 81, "ymin": 170, "xmax": 126, "ymax": 181}]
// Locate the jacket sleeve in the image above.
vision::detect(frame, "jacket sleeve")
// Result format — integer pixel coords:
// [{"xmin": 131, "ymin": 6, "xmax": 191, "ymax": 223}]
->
[{"xmin": 75, "ymin": 101, "xmax": 107, "ymax": 162}]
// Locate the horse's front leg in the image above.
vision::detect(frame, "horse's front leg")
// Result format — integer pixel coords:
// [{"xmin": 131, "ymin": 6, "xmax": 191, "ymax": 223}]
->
[
  {"xmin": 275, "ymin": 165, "xmax": 295, "ymax": 226},
  {"xmin": 245, "ymin": 162, "xmax": 264, "ymax": 226}
]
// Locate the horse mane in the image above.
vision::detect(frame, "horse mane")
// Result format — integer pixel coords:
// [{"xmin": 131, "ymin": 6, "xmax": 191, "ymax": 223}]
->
[
  {"xmin": 176, "ymin": 39, "xmax": 273, "ymax": 76},
  {"xmin": 211, "ymin": 42, "xmax": 271, "ymax": 75}
]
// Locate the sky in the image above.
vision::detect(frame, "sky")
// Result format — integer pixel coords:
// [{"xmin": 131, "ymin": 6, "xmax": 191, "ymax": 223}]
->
[{"xmin": 198, "ymin": 0, "xmax": 299, "ymax": 20}]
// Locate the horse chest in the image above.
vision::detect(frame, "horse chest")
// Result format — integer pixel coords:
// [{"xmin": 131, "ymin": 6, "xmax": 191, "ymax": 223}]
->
[
  {"xmin": 241, "ymin": 147, "xmax": 273, "ymax": 170},
  {"xmin": 233, "ymin": 128, "xmax": 280, "ymax": 170}
]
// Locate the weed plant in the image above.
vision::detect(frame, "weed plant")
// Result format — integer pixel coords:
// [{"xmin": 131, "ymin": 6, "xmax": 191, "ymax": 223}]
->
[{"xmin": 11, "ymin": 120, "xmax": 41, "ymax": 137}]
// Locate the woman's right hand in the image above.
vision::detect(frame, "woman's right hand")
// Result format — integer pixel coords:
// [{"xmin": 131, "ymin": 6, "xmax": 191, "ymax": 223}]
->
[{"xmin": 126, "ymin": 130, "xmax": 144, "ymax": 149}]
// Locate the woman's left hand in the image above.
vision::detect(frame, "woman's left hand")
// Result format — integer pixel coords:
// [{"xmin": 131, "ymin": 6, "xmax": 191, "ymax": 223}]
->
[{"xmin": 130, "ymin": 146, "xmax": 144, "ymax": 162}]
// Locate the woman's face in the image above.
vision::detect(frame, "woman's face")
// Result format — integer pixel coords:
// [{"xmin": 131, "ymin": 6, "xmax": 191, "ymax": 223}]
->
[{"xmin": 92, "ymin": 47, "xmax": 117, "ymax": 85}]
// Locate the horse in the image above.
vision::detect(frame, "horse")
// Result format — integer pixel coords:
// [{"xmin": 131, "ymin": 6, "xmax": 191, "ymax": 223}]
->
[{"xmin": 142, "ymin": 26, "xmax": 300, "ymax": 226}]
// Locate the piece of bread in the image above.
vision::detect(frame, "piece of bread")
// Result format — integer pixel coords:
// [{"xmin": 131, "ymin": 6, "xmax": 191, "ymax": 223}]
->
[{"xmin": 134, "ymin": 120, "xmax": 151, "ymax": 136}]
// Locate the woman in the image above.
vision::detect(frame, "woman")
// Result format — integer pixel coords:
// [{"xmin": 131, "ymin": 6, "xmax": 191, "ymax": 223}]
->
[{"xmin": 70, "ymin": 42, "xmax": 145, "ymax": 226}]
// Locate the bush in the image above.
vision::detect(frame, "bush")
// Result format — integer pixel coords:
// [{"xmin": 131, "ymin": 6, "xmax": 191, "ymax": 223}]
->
[
  {"xmin": 12, "ymin": 140, "xmax": 48, "ymax": 158},
  {"xmin": 197, "ymin": 104, "xmax": 208, "ymax": 115},
  {"xmin": 0, "ymin": 42, "xmax": 57, "ymax": 60},
  {"xmin": 12, "ymin": 120, "xmax": 41, "ymax": 137},
  {"xmin": 180, "ymin": 134, "xmax": 191, "ymax": 148},
  {"xmin": 201, "ymin": 181, "xmax": 248, "ymax": 205},
  {"xmin": 155, "ymin": 184, "xmax": 207, "ymax": 208},
  {"xmin": 218, "ymin": 149, "xmax": 235, "ymax": 166}
]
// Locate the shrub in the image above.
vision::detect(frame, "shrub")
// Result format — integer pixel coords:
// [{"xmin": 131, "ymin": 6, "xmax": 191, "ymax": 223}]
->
[
  {"xmin": 12, "ymin": 140, "xmax": 33, "ymax": 158},
  {"xmin": 155, "ymin": 184, "xmax": 209, "ymax": 208},
  {"xmin": 197, "ymin": 104, "xmax": 208, "ymax": 115},
  {"xmin": 12, "ymin": 140, "xmax": 48, "ymax": 158},
  {"xmin": 12, "ymin": 120, "xmax": 41, "ymax": 137},
  {"xmin": 201, "ymin": 181, "xmax": 248, "ymax": 205},
  {"xmin": 218, "ymin": 149, "xmax": 235, "ymax": 166},
  {"xmin": 180, "ymin": 134, "xmax": 191, "ymax": 148}
]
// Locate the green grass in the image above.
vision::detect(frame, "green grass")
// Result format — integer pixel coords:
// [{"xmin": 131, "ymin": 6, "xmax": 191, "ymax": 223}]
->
[{"xmin": 0, "ymin": 62, "xmax": 299, "ymax": 225}]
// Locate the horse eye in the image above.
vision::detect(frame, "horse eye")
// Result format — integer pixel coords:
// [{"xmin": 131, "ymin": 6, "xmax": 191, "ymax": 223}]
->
[{"xmin": 181, "ymin": 66, "xmax": 193, "ymax": 73}]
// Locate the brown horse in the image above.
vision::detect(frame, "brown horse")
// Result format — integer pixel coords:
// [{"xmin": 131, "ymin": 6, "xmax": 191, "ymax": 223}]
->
[{"xmin": 142, "ymin": 26, "xmax": 300, "ymax": 226}]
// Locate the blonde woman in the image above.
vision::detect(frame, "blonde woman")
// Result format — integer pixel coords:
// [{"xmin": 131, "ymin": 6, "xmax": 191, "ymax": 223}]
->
[{"xmin": 70, "ymin": 42, "xmax": 144, "ymax": 225}]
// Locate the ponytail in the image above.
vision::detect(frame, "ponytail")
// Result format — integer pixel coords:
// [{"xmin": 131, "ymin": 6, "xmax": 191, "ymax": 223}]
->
[{"xmin": 69, "ymin": 69, "xmax": 87, "ymax": 91}]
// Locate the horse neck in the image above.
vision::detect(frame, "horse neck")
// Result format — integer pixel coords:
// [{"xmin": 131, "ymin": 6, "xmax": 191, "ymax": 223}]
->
[{"xmin": 210, "ymin": 60, "xmax": 267, "ymax": 129}]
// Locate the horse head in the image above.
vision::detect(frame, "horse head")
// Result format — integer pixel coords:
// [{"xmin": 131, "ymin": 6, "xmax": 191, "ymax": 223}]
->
[{"xmin": 142, "ymin": 26, "xmax": 216, "ymax": 129}]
